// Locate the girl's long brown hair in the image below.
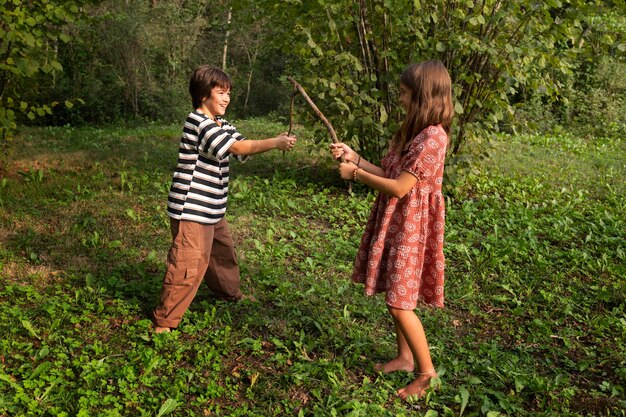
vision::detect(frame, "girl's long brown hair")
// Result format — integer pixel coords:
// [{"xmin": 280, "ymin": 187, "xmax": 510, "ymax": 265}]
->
[{"xmin": 392, "ymin": 60, "xmax": 454, "ymax": 154}]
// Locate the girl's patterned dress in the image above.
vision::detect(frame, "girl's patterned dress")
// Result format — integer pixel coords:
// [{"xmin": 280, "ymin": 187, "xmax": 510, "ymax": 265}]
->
[{"xmin": 352, "ymin": 125, "xmax": 448, "ymax": 310}]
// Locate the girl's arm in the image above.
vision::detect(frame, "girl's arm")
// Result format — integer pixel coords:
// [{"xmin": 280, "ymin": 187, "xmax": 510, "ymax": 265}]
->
[
  {"xmin": 229, "ymin": 133, "xmax": 296, "ymax": 156},
  {"xmin": 338, "ymin": 162, "xmax": 417, "ymax": 199},
  {"xmin": 353, "ymin": 156, "xmax": 385, "ymax": 177},
  {"xmin": 330, "ymin": 143, "xmax": 385, "ymax": 177}
]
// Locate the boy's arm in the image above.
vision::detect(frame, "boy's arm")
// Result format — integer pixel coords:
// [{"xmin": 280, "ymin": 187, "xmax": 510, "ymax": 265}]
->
[{"xmin": 229, "ymin": 133, "xmax": 296, "ymax": 156}]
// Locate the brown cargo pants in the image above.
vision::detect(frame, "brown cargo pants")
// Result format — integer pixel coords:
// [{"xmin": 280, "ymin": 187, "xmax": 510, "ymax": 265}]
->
[{"xmin": 153, "ymin": 217, "xmax": 242, "ymax": 329}]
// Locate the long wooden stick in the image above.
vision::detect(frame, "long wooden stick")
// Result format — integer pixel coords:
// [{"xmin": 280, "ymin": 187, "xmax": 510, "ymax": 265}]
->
[
  {"xmin": 287, "ymin": 77, "xmax": 351, "ymax": 192},
  {"xmin": 287, "ymin": 84, "xmax": 296, "ymax": 136},
  {"xmin": 283, "ymin": 85, "xmax": 297, "ymax": 157},
  {"xmin": 287, "ymin": 77, "xmax": 339, "ymax": 145}
]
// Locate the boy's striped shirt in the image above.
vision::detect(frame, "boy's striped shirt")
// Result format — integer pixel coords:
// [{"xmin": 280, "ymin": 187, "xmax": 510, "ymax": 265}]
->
[{"xmin": 167, "ymin": 111, "xmax": 247, "ymax": 224}]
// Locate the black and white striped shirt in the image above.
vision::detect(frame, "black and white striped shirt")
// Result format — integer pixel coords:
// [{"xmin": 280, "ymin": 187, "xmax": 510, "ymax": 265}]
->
[{"xmin": 167, "ymin": 111, "xmax": 248, "ymax": 224}]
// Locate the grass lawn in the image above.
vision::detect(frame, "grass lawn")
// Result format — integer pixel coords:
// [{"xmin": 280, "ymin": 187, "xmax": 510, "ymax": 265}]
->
[{"xmin": 0, "ymin": 119, "xmax": 624, "ymax": 416}]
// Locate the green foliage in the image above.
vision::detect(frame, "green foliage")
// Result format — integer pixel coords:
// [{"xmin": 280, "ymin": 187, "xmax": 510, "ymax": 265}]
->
[
  {"xmin": 255, "ymin": 0, "xmax": 625, "ymax": 166},
  {"xmin": 567, "ymin": 57, "xmax": 626, "ymax": 137},
  {"xmin": 514, "ymin": 57, "xmax": 626, "ymax": 138},
  {"xmin": 0, "ymin": 120, "xmax": 624, "ymax": 415},
  {"xmin": 510, "ymin": 3, "xmax": 626, "ymax": 138},
  {"xmin": 7, "ymin": 0, "xmax": 624, "ymax": 180},
  {"xmin": 0, "ymin": 0, "xmax": 85, "ymax": 169},
  {"xmin": 31, "ymin": 0, "xmax": 291, "ymax": 125},
  {"xmin": 23, "ymin": 0, "xmax": 213, "ymax": 125}
]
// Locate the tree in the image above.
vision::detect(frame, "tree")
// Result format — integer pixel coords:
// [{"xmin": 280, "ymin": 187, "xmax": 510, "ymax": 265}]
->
[
  {"xmin": 559, "ymin": 2, "xmax": 626, "ymax": 137},
  {"xmin": 257, "ymin": 0, "xmax": 625, "ymax": 165},
  {"xmin": 28, "ymin": 0, "xmax": 217, "ymax": 125},
  {"xmin": 0, "ymin": 0, "xmax": 85, "ymax": 168},
  {"xmin": 222, "ymin": 0, "xmax": 289, "ymax": 118}
]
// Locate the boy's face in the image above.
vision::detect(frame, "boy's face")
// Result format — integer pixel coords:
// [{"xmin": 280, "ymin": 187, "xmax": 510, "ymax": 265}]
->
[{"xmin": 203, "ymin": 85, "xmax": 230, "ymax": 117}]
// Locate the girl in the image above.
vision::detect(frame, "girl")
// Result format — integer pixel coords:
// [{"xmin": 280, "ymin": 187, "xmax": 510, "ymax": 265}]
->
[{"xmin": 330, "ymin": 60, "xmax": 454, "ymax": 399}]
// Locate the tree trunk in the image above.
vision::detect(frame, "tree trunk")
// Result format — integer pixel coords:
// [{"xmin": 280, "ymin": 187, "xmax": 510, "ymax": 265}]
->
[
  {"xmin": 243, "ymin": 43, "xmax": 258, "ymax": 115},
  {"xmin": 222, "ymin": 7, "xmax": 232, "ymax": 71}
]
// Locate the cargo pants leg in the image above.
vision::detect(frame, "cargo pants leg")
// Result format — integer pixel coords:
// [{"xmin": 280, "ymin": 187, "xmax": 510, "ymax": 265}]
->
[
  {"xmin": 153, "ymin": 219, "xmax": 215, "ymax": 329},
  {"xmin": 203, "ymin": 217, "xmax": 243, "ymax": 300}
]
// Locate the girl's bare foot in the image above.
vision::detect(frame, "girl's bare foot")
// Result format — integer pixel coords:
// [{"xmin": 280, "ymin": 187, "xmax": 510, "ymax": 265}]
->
[
  {"xmin": 155, "ymin": 326, "xmax": 171, "ymax": 334},
  {"xmin": 374, "ymin": 357, "xmax": 414, "ymax": 374},
  {"xmin": 397, "ymin": 370, "xmax": 438, "ymax": 400}
]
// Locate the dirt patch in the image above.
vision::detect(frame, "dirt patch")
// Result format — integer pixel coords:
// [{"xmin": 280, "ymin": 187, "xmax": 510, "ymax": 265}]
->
[
  {"xmin": 0, "ymin": 261, "xmax": 66, "ymax": 287},
  {"xmin": 6, "ymin": 151, "xmax": 93, "ymax": 179}
]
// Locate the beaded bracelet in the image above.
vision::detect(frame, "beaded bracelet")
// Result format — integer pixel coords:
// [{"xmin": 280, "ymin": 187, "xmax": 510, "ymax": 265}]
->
[{"xmin": 353, "ymin": 167, "xmax": 360, "ymax": 181}]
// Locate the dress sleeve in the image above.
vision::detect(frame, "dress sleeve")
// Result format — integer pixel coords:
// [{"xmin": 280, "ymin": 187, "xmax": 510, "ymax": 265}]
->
[{"xmin": 401, "ymin": 126, "xmax": 448, "ymax": 180}]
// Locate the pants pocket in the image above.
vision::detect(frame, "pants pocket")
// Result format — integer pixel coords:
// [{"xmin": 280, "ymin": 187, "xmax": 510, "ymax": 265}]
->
[{"xmin": 164, "ymin": 248, "xmax": 201, "ymax": 286}]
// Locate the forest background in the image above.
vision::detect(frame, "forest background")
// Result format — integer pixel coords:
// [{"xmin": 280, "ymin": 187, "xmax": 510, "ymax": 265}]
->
[
  {"xmin": 0, "ymin": 1, "xmax": 625, "ymax": 416},
  {"xmin": 2, "ymin": 0, "xmax": 625, "ymax": 168}
]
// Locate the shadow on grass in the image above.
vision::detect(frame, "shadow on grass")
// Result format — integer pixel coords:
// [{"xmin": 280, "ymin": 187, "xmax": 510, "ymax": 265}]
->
[
  {"xmin": 15, "ymin": 125, "xmax": 347, "ymax": 191},
  {"xmin": 3, "ymin": 126, "xmax": 354, "ymax": 333}
]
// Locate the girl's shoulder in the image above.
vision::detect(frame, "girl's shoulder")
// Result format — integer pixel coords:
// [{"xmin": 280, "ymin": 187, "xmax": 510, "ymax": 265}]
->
[
  {"xmin": 418, "ymin": 124, "xmax": 445, "ymax": 138},
  {"xmin": 404, "ymin": 125, "xmax": 447, "ymax": 156},
  {"xmin": 413, "ymin": 124, "xmax": 447, "ymax": 145}
]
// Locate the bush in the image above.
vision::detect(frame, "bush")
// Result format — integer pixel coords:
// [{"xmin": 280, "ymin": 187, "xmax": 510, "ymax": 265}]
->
[
  {"xmin": 512, "ymin": 56, "xmax": 626, "ymax": 138},
  {"xmin": 568, "ymin": 58, "xmax": 626, "ymax": 138}
]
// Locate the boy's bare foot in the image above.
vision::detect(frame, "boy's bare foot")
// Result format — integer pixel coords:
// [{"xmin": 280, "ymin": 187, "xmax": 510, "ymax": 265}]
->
[
  {"xmin": 239, "ymin": 293, "xmax": 256, "ymax": 302},
  {"xmin": 397, "ymin": 370, "xmax": 438, "ymax": 400},
  {"xmin": 374, "ymin": 357, "xmax": 414, "ymax": 374},
  {"xmin": 155, "ymin": 326, "xmax": 171, "ymax": 334}
]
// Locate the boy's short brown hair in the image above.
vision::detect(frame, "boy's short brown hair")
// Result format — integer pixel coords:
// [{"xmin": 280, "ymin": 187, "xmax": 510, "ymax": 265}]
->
[{"xmin": 189, "ymin": 65, "xmax": 232, "ymax": 109}]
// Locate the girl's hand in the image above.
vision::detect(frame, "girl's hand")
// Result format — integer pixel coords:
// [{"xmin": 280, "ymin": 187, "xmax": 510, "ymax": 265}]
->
[
  {"xmin": 330, "ymin": 143, "xmax": 358, "ymax": 164},
  {"xmin": 276, "ymin": 133, "xmax": 297, "ymax": 151},
  {"xmin": 338, "ymin": 162, "xmax": 357, "ymax": 180}
]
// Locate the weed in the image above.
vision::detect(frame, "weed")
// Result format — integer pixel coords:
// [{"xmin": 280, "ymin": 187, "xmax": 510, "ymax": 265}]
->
[{"xmin": 18, "ymin": 168, "xmax": 44, "ymax": 183}]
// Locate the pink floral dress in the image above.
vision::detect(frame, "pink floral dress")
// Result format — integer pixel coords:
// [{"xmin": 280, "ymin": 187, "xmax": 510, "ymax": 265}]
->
[{"xmin": 352, "ymin": 125, "xmax": 448, "ymax": 310}]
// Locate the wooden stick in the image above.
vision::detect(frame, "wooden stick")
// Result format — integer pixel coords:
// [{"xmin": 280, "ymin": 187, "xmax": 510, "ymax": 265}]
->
[
  {"xmin": 287, "ymin": 84, "xmax": 296, "ymax": 136},
  {"xmin": 283, "ymin": 85, "xmax": 297, "ymax": 157},
  {"xmin": 287, "ymin": 77, "xmax": 351, "ymax": 192},
  {"xmin": 287, "ymin": 77, "xmax": 339, "ymax": 144}
]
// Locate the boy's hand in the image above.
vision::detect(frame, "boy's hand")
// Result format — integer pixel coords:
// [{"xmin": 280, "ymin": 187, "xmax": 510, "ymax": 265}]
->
[
  {"xmin": 276, "ymin": 133, "xmax": 297, "ymax": 151},
  {"xmin": 330, "ymin": 143, "xmax": 357, "ymax": 164}
]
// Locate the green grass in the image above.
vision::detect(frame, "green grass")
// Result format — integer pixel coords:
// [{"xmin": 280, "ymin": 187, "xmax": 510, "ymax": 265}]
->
[{"xmin": 0, "ymin": 120, "xmax": 624, "ymax": 416}]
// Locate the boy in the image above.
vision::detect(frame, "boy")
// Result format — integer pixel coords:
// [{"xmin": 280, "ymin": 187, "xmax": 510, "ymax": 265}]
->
[{"xmin": 153, "ymin": 65, "xmax": 296, "ymax": 333}]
